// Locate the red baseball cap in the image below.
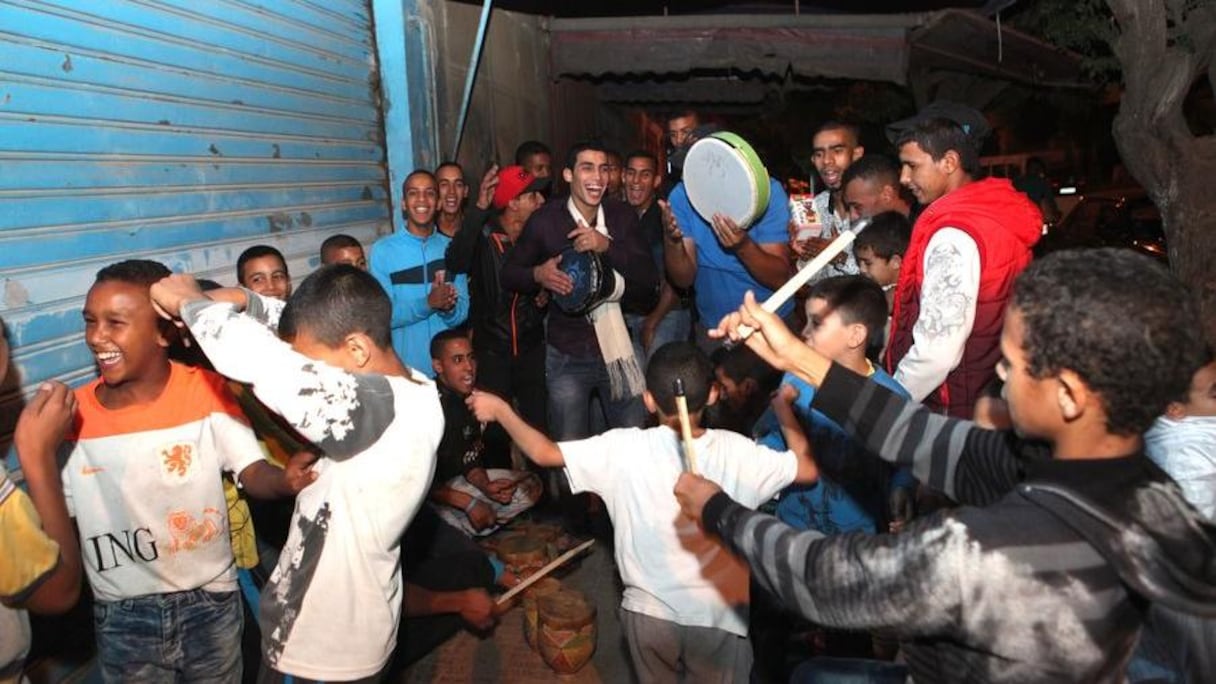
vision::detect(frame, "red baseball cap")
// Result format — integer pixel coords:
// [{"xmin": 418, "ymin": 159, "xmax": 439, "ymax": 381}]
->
[{"xmin": 492, "ymin": 165, "xmax": 549, "ymax": 210}]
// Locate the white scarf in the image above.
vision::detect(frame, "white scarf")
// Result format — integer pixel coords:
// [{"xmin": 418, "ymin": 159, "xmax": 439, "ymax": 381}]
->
[
  {"xmin": 1145, "ymin": 415, "xmax": 1216, "ymax": 521},
  {"xmin": 566, "ymin": 198, "xmax": 645, "ymax": 399}
]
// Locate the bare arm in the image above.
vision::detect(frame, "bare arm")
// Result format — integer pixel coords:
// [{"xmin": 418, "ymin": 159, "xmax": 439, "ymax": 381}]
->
[
  {"xmin": 404, "ymin": 583, "xmax": 496, "ymax": 630},
  {"xmin": 466, "ymin": 391, "xmax": 564, "ymax": 467},
  {"xmin": 237, "ymin": 454, "xmax": 316, "ymax": 499},
  {"xmin": 736, "ymin": 239, "xmax": 794, "ymax": 291}
]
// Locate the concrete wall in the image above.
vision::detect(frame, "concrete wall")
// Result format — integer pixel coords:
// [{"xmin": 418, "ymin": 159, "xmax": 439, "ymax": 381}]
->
[{"xmin": 425, "ymin": 1, "xmax": 551, "ymax": 173}]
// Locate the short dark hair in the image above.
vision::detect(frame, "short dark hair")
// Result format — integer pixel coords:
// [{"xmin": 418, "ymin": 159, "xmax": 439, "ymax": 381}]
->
[
  {"xmin": 237, "ymin": 245, "xmax": 287, "ymax": 286},
  {"xmin": 278, "ymin": 265, "xmax": 392, "ymax": 350},
  {"xmin": 667, "ymin": 109, "xmax": 699, "ymax": 124},
  {"xmin": 854, "ymin": 211, "xmax": 911, "ymax": 259},
  {"xmin": 647, "ymin": 342, "xmax": 714, "ymax": 414},
  {"xmin": 96, "ymin": 259, "xmax": 172, "ymax": 289},
  {"xmin": 814, "ymin": 121, "xmax": 861, "ymax": 146},
  {"xmin": 430, "ymin": 328, "xmax": 469, "ymax": 360},
  {"xmin": 841, "ymin": 153, "xmax": 901, "ymax": 192},
  {"xmin": 712, "ymin": 345, "xmax": 781, "ymax": 394},
  {"xmin": 564, "ymin": 140, "xmax": 609, "ymax": 172},
  {"xmin": 624, "ymin": 149, "xmax": 659, "ymax": 169},
  {"xmin": 403, "ymin": 168, "xmax": 436, "ymax": 191},
  {"xmin": 895, "ymin": 118, "xmax": 981, "ymax": 178},
  {"xmin": 1011, "ymin": 248, "xmax": 1208, "ymax": 436},
  {"xmin": 809, "ymin": 276, "xmax": 889, "ymax": 357},
  {"xmin": 435, "ymin": 161, "xmax": 463, "ymax": 176},
  {"xmin": 514, "ymin": 141, "xmax": 551, "ymax": 166},
  {"xmin": 320, "ymin": 234, "xmax": 362, "ymax": 259}
]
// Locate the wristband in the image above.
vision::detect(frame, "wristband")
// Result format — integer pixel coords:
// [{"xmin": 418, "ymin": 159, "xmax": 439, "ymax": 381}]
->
[{"xmin": 464, "ymin": 497, "xmax": 480, "ymax": 514}]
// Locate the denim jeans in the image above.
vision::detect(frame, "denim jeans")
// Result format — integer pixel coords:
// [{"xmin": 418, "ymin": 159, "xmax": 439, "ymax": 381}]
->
[
  {"xmin": 94, "ymin": 588, "xmax": 243, "ymax": 683},
  {"xmin": 625, "ymin": 308, "xmax": 693, "ymax": 370},
  {"xmin": 545, "ymin": 345, "xmax": 646, "ymax": 441}
]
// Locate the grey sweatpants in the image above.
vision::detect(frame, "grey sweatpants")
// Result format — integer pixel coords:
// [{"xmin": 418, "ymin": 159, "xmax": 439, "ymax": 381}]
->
[{"xmin": 618, "ymin": 608, "xmax": 753, "ymax": 684}]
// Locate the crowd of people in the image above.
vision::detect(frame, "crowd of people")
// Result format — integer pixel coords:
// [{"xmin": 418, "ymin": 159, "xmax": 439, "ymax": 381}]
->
[{"xmin": 2, "ymin": 101, "xmax": 1214, "ymax": 684}]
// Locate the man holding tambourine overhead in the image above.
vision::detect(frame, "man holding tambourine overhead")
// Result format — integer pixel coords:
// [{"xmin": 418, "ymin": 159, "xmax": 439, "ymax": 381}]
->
[
  {"xmin": 660, "ymin": 122, "xmax": 794, "ymax": 352},
  {"xmin": 501, "ymin": 140, "xmax": 659, "ymax": 442}
]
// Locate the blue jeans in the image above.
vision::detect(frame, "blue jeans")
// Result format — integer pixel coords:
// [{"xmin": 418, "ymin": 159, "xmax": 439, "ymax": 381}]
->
[
  {"xmin": 625, "ymin": 308, "xmax": 693, "ymax": 370},
  {"xmin": 94, "ymin": 588, "xmax": 243, "ymax": 683},
  {"xmin": 546, "ymin": 345, "xmax": 646, "ymax": 441},
  {"xmin": 790, "ymin": 657, "xmax": 908, "ymax": 684}
]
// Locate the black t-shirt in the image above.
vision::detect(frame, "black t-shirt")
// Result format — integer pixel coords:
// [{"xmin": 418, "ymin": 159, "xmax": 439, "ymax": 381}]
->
[{"xmin": 433, "ymin": 383, "xmax": 510, "ymax": 486}]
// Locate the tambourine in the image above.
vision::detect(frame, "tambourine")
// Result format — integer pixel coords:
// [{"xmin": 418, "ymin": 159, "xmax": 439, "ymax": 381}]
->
[
  {"xmin": 552, "ymin": 247, "xmax": 615, "ymax": 317},
  {"xmin": 683, "ymin": 131, "xmax": 771, "ymax": 230}
]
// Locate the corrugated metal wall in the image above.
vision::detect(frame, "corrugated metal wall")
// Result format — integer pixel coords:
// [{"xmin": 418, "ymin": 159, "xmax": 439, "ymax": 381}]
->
[{"xmin": 0, "ymin": 0, "xmax": 391, "ymax": 471}]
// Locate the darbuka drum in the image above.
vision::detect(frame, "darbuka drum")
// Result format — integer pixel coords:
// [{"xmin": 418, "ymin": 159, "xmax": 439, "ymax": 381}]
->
[
  {"xmin": 537, "ymin": 590, "xmax": 597, "ymax": 674},
  {"xmin": 521, "ymin": 577, "xmax": 563, "ymax": 650},
  {"xmin": 683, "ymin": 131, "xmax": 771, "ymax": 230},
  {"xmin": 497, "ymin": 534, "xmax": 548, "ymax": 577},
  {"xmin": 552, "ymin": 247, "xmax": 614, "ymax": 316}
]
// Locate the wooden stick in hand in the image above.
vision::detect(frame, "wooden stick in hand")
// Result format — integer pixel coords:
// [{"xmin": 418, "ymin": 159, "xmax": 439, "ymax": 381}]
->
[
  {"xmin": 495, "ymin": 539, "xmax": 596, "ymax": 605},
  {"xmin": 673, "ymin": 378, "xmax": 698, "ymax": 475}
]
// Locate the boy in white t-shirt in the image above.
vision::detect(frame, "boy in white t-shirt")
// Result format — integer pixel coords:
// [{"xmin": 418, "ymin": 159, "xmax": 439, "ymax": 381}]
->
[
  {"xmin": 151, "ymin": 265, "xmax": 445, "ymax": 683},
  {"xmin": 468, "ymin": 341, "xmax": 817, "ymax": 682}
]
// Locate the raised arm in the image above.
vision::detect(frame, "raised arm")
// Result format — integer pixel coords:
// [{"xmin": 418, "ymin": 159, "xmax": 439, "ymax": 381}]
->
[
  {"xmin": 771, "ymin": 384, "xmax": 818, "ymax": 484},
  {"xmin": 447, "ymin": 205, "xmax": 491, "ymax": 275},
  {"xmin": 153, "ymin": 276, "xmax": 402, "ymax": 461},
  {"xmin": 716, "ymin": 290, "xmax": 1029, "ymax": 506},
  {"xmin": 661, "ymin": 195, "xmax": 698, "ymax": 290},
  {"xmin": 466, "ymin": 390, "xmax": 564, "ymax": 467}
]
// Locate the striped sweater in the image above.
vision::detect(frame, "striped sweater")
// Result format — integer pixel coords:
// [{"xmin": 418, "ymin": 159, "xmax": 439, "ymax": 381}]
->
[{"xmin": 703, "ymin": 363, "xmax": 1214, "ymax": 683}]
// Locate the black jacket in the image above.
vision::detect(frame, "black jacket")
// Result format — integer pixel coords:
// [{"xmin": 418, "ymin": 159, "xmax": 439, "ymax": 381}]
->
[{"xmin": 446, "ymin": 206, "xmax": 545, "ymax": 357}]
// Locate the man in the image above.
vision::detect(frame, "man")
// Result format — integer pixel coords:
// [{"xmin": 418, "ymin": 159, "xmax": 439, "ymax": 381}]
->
[
  {"xmin": 427, "ymin": 329, "xmax": 541, "ymax": 536},
  {"xmin": 501, "ymin": 141, "xmax": 659, "ymax": 440},
  {"xmin": 885, "ymin": 101, "xmax": 1042, "ymax": 417},
  {"xmin": 622, "ymin": 150, "xmax": 691, "ymax": 363},
  {"xmin": 662, "ymin": 127, "xmax": 793, "ymax": 352},
  {"xmin": 663, "ymin": 110, "xmax": 700, "ymax": 190},
  {"xmin": 446, "ymin": 163, "xmax": 550, "ymax": 433},
  {"xmin": 793, "ymin": 122, "xmax": 865, "ymax": 278},
  {"xmin": 435, "ymin": 162, "xmax": 469, "ymax": 238},
  {"xmin": 370, "ymin": 169, "xmax": 470, "ymax": 376},
  {"xmin": 840, "ymin": 153, "xmax": 913, "ymax": 222},
  {"xmin": 514, "ymin": 140, "xmax": 552, "ymax": 180}
]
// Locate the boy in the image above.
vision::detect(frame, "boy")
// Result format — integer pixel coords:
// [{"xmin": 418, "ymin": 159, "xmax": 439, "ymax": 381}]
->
[
  {"xmin": 151, "ymin": 264, "xmax": 445, "ymax": 683},
  {"xmin": 710, "ymin": 345, "xmax": 781, "ymax": 436},
  {"xmin": 1, "ymin": 324, "xmax": 81, "ymax": 682},
  {"xmin": 370, "ymin": 169, "xmax": 470, "ymax": 377},
  {"xmin": 852, "ymin": 211, "xmax": 911, "ymax": 310},
  {"xmin": 428, "ymin": 329, "xmax": 541, "ymax": 536},
  {"xmin": 762, "ymin": 275, "xmax": 912, "ymax": 537},
  {"xmin": 678, "ymin": 249, "xmax": 1215, "ymax": 681},
  {"xmin": 1145, "ymin": 356, "xmax": 1216, "ymax": 519},
  {"xmin": 237, "ymin": 245, "xmax": 292, "ymax": 300},
  {"xmin": 63, "ymin": 260, "xmax": 312, "ymax": 682},
  {"xmin": 320, "ymin": 234, "xmax": 368, "ymax": 270},
  {"xmin": 468, "ymin": 342, "xmax": 818, "ymax": 682}
]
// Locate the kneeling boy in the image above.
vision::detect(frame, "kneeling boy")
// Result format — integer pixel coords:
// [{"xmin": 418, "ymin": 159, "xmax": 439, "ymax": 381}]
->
[{"xmin": 468, "ymin": 342, "xmax": 817, "ymax": 682}]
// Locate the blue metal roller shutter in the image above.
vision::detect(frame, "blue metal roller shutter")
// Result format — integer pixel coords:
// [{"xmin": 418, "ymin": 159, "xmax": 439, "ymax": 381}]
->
[{"xmin": 0, "ymin": 0, "xmax": 390, "ymax": 471}]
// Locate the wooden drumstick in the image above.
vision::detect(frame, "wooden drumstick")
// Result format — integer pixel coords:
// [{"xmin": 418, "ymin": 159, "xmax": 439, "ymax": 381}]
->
[
  {"xmin": 495, "ymin": 539, "xmax": 596, "ymax": 605},
  {"xmin": 728, "ymin": 221, "xmax": 867, "ymax": 346},
  {"xmin": 673, "ymin": 378, "xmax": 698, "ymax": 475}
]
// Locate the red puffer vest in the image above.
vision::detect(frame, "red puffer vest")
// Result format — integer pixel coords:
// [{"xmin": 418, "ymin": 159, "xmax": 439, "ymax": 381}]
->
[{"xmin": 885, "ymin": 178, "xmax": 1042, "ymax": 417}]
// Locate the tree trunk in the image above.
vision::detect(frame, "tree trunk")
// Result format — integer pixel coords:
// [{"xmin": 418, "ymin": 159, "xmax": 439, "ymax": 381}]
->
[{"xmin": 1106, "ymin": 0, "xmax": 1216, "ymax": 343}]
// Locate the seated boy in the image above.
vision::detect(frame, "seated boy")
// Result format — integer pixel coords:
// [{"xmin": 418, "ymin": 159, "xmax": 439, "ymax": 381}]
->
[
  {"xmin": 0, "ymin": 324, "xmax": 81, "ymax": 681},
  {"xmin": 151, "ymin": 264, "xmax": 445, "ymax": 683},
  {"xmin": 428, "ymin": 329, "xmax": 541, "ymax": 536},
  {"xmin": 468, "ymin": 341, "xmax": 817, "ymax": 682},
  {"xmin": 62, "ymin": 260, "xmax": 311, "ymax": 683},
  {"xmin": 320, "ymin": 234, "xmax": 368, "ymax": 270},
  {"xmin": 678, "ymin": 249, "xmax": 1215, "ymax": 681},
  {"xmin": 238, "ymin": 245, "xmax": 292, "ymax": 300}
]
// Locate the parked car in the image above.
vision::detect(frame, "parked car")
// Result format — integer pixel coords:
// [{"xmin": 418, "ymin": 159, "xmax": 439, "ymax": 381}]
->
[{"xmin": 1035, "ymin": 191, "xmax": 1167, "ymax": 263}]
